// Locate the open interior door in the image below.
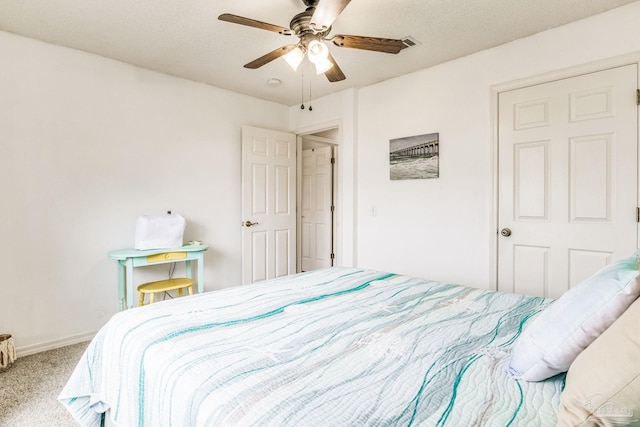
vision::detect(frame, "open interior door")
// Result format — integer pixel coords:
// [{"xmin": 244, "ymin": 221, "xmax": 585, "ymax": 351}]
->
[{"xmin": 241, "ymin": 125, "xmax": 297, "ymax": 284}]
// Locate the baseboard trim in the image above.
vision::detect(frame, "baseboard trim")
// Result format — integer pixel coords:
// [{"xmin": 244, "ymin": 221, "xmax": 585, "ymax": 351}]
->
[{"xmin": 16, "ymin": 331, "xmax": 96, "ymax": 358}]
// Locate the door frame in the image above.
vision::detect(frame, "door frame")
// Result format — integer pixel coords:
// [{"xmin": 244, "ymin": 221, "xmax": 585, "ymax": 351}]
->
[
  {"xmin": 295, "ymin": 121, "xmax": 343, "ymax": 271},
  {"xmin": 489, "ymin": 52, "xmax": 640, "ymax": 290}
]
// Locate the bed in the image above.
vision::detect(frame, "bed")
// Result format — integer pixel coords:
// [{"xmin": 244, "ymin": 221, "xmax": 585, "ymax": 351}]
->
[{"xmin": 58, "ymin": 264, "xmax": 640, "ymax": 426}]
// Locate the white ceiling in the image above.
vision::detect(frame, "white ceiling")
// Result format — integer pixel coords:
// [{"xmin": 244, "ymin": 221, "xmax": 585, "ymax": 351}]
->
[{"xmin": 0, "ymin": 0, "xmax": 637, "ymax": 106}]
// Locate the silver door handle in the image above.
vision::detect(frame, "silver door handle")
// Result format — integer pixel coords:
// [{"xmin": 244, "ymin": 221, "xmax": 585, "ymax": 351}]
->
[
  {"xmin": 500, "ymin": 228, "xmax": 512, "ymax": 237},
  {"xmin": 243, "ymin": 220, "xmax": 259, "ymax": 227}
]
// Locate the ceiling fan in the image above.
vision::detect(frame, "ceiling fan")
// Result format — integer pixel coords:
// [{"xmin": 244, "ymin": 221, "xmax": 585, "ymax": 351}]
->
[{"xmin": 218, "ymin": 0, "xmax": 407, "ymax": 82}]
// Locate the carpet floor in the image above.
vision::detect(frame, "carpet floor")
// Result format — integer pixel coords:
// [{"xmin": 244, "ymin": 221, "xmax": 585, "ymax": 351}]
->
[{"xmin": 0, "ymin": 341, "xmax": 89, "ymax": 427}]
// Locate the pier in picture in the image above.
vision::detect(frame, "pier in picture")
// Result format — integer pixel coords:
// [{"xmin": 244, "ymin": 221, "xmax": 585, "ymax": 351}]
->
[{"xmin": 389, "ymin": 132, "xmax": 439, "ymax": 180}]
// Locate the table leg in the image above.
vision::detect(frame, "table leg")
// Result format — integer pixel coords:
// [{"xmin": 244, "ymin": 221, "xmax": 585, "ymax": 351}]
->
[
  {"xmin": 117, "ymin": 261, "xmax": 126, "ymax": 311},
  {"xmin": 126, "ymin": 258, "xmax": 134, "ymax": 309},
  {"xmin": 197, "ymin": 254, "xmax": 204, "ymax": 293},
  {"xmin": 185, "ymin": 259, "xmax": 192, "ymax": 280}
]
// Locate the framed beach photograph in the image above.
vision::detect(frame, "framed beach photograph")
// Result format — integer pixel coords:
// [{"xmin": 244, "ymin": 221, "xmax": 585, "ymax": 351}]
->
[{"xmin": 389, "ymin": 132, "xmax": 439, "ymax": 180}]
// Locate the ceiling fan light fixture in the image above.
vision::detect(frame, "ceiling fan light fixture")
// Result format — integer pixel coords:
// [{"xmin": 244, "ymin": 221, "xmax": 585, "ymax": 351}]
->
[
  {"xmin": 314, "ymin": 57, "xmax": 334, "ymax": 74},
  {"xmin": 307, "ymin": 39, "xmax": 329, "ymax": 64},
  {"xmin": 283, "ymin": 47, "xmax": 304, "ymax": 71}
]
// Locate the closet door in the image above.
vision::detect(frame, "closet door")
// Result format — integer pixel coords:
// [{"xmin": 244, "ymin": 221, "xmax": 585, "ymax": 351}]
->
[
  {"xmin": 497, "ymin": 64, "xmax": 638, "ymax": 298},
  {"xmin": 301, "ymin": 146, "xmax": 333, "ymax": 271}
]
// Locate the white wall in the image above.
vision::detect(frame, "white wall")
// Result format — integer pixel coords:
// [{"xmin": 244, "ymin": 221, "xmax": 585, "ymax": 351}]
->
[
  {"xmin": 355, "ymin": 2, "xmax": 640, "ymax": 288},
  {"xmin": 0, "ymin": 31, "xmax": 290, "ymax": 353}
]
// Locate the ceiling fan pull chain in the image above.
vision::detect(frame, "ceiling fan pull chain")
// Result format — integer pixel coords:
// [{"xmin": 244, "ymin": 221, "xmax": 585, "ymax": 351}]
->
[
  {"xmin": 309, "ymin": 70, "xmax": 313, "ymax": 111},
  {"xmin": 300, "ymin": 71, "xmax": 305, "ymax": 110}
]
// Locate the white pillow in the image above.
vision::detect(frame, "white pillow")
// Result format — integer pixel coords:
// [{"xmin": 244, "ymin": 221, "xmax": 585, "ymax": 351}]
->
[{"xmin": 508, "ymin": 254, "xmax": 640, "ymax": 382}]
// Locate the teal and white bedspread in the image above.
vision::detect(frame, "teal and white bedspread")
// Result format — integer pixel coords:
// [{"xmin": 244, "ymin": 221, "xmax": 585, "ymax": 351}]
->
[{"xmin": 59, "ymin": 267, "xmax": 563, "ymax": 426}]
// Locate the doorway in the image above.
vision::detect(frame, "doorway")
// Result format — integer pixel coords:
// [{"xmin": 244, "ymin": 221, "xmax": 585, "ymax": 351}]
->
[{"xmin": 241, "ymin": 125, "xmax": 341, "ymax": 283}]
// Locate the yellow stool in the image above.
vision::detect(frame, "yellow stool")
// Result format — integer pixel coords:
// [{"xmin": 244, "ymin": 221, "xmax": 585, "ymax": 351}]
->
[{"xmin": 137, "ymin": 278, "xmax": 194, "ymax": 306}]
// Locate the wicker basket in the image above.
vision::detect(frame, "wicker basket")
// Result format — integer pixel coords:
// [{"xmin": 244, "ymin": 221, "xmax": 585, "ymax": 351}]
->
[{"xmin": 0, "ymin": 334, "xmax": 16, "ymax": 371}]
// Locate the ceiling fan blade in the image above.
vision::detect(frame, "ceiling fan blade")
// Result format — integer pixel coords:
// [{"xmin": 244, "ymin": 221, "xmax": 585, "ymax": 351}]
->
[
  {"xmin": 324, "ymin": 53, "xmax": 346, "ymax": 82},
  {"xmin": 310, "ymin": 0, "xmax": 352, "ymax": 31},
  {"xmin": 244, "ymin": 45, "xmax": 297, "ymax": 69},
  {"xmin": 218, "ymin": 13, "xmax": 292, "ymax": 36},
  {"xmin": 331, "ymin": 35, "xmax": 406, "ymax": 54}
]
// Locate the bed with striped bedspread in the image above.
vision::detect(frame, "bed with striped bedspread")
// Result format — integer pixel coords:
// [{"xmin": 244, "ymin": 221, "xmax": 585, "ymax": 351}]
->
[{"xmin": 59, "ymin": 267, "xmax": 563, "ymax": 426}]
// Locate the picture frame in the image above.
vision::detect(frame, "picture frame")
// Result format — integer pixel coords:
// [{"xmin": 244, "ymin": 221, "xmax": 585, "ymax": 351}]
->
[{"xmin": 389, "ymin": 132, "xmax": 439, "ymax": 180}]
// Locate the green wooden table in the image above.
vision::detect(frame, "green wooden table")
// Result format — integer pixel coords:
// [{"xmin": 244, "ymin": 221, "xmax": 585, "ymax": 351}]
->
[{"xmin": 108, "ymin": 244, "xmax": 208, "ymax": 310}]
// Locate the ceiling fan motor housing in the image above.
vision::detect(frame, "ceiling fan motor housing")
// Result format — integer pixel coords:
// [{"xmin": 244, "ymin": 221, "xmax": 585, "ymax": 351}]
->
[{"xmin": 290, "ymin": 8, "xmax": 330, "ymax": 38}]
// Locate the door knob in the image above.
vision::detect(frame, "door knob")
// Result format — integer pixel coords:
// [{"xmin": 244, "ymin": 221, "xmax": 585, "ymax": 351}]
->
[
  {"xmin": 243, "ymin": 220, "xmax": 259, "ymax": 227},
  {"xmin": 500, "ymin": 228, "xmax": 512, "ymax": 237}
]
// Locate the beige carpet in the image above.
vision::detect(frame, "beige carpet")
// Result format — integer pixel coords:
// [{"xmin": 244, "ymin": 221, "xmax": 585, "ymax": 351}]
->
[{"xmin": 0, "ymin": 341, "xmax": 90, "ymax": 427}]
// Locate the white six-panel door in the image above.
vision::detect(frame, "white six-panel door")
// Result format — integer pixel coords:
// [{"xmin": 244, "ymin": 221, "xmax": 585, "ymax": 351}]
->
[
  {"xmin": 498, "ymin": 64, "xmax": 638, "ymax": 298},
  {"xmin": 241, "ymin": 126, "xmax": 297, "ymax": 284},
  {"xmin": 301, "ymin": 146, "xmax": 333, "ymax": 271}
]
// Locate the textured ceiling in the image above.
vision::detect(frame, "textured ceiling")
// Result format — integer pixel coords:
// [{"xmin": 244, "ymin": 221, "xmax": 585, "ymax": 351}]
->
[{"xmin": 0, "ymin": 0, "xmax": 637, "ymax": 106}]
